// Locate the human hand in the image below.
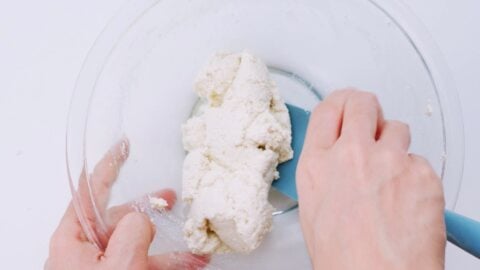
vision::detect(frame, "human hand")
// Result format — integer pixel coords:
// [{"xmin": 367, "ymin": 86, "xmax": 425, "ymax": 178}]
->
[
  {"xmin": 297, "ymin": 89, "xmax": 446, "ymax": 270},
  {"xmin": 46, "ymin": 140, "xmax": 209, "ymax": 270}
]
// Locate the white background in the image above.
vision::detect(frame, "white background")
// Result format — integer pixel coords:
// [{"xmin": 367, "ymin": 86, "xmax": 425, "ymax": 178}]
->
[{"xmin": 0, "ymin": 0, "xmax": 479, "ymax": 269}]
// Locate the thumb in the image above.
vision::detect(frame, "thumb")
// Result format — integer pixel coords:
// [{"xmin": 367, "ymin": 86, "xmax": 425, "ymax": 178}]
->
[{"xmin": 105, "ymin": 212, "xmax": 155, "ymax": 264}]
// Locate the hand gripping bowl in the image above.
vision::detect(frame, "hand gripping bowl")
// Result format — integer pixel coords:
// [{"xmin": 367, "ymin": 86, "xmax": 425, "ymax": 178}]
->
[{"xmin": 66, "ymin": 0, "xmax": 464, "ymax": 269}]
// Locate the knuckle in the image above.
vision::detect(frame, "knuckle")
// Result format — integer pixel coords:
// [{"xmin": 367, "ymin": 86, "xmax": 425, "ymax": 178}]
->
[
  {"xmin": 325, "ymin": 88, "xmax": 356, "ymax": 103},
  {"xmin": 383, "ymin": 120, "xmax": 411, "ymax": 147},
  {"xmin": 354, "ymin": 91, "xmax": 379, "ymax": 105},
  {"xmin": 332, "ymin": 88, "xmax": 356, "ymax": 97},
  {"xmin": 312, "ymin": 102, "xmax": 338, "ymax": 119},
  {"xmin": 390, "ymin": 120, "xmax": 410, "ymax": 132},
  {"xmin": 122, "ymin": 212, "xmax": 149, "ymax": 226},
  {"xmin": 411, "ymin": 155, "xmax": 438, "ymax": 180}
]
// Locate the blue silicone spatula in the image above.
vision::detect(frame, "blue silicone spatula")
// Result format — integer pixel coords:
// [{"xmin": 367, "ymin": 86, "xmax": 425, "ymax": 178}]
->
[{"xmin": 273, "ymin": 103, "xmax": 480, "ymax": 259}]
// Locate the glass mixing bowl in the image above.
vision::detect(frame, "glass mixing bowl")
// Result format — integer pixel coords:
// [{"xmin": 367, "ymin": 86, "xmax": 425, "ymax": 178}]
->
[{"xmin": 66, "ymin": 0, "xmax": 464, "ymax": 268}]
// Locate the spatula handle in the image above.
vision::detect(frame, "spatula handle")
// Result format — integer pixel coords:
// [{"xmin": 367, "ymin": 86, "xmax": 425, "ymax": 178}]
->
[{"xmin": 445, "ymin": 210, "xmax": 480, "ymax": 258}]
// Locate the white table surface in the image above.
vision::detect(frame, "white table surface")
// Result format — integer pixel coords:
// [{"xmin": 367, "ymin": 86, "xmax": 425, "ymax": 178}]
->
[{"xmin": 0, "ymin": 0, "xmax": 479, "ymax": 269}]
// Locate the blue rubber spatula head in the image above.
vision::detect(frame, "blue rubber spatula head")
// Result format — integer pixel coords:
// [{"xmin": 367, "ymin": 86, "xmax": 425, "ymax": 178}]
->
[
  {"xmin": 272, "ymin": 104, "xmax": 310, "ymax": 201},
  {"xmin": 275, "ymin": 103, "xmax": 480, "ymax": 259}
]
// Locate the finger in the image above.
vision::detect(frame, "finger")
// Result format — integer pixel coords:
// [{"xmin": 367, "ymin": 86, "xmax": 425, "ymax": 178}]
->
[
  {"xmin": 106, "ymin": 189, "xmax": 177, "ymax": 231},
  {"xmin": 149, "ymin": 253, "xmax": 210, "ymax": 270},
  {"xmin": 50, "ymin": 200, "xmax": 90, "ymax": 247},
  {"xmin": 54, "ymin": 166, "xmax": 102, "ymax": 243},
  {"xmin": 89, "ymin": 138, "xmax": 130, "ymax": 212},
  {"xmin": 49, "ymin": 198, "xmax": 106, "ymax": 267},
  {"xmin": 378, "ymin": 120, "xmax": 411, "ymax": 150},
  {"xmin": 52, "ymin": 139, "xmax": 131, "ymax": 251},
  {"xmin": 303, "ymin": 89, "xmax": 353, "ymax": 151},
  {"xmin": 341, "ymin": 90, "xmax": 384, "ymax": 142},
  {"xmin": 105, "ymin": 212, "xmax": 155, "ymax": 260},
  {"xmin": 70, "ymin": 139, "xmax": 130, "ymax": 248}
]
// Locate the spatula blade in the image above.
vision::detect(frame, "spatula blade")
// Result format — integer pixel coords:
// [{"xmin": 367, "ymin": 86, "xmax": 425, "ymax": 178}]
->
[{"xmin": 273, "ymin": 103, "xmax": 311, "ymax": 201}]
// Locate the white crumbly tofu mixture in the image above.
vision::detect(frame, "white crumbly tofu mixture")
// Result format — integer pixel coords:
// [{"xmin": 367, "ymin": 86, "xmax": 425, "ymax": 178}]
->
[
  {"xmin": 149, "ymin": 197, "xmax": 169, "ymax": 211},
  {"xmin": 181, "ymin": 51, "xmax": 293, "ymax": 254}
]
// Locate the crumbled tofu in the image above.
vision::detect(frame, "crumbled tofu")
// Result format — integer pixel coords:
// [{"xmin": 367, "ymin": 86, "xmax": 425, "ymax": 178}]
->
[
  {"xmin": 149, "ymin": 197, "xmax": 169, "ymax": 211},
  {"xmin": 181, "ymin": 51, "xmax": 293, "ymax": 254}
]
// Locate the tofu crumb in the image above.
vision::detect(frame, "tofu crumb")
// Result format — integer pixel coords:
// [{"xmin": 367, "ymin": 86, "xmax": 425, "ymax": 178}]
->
[
  {"xmin": 149, "ymin": 197, "xmax": 169, "ymax": 211},
  {"xmin": 425, "ymin": 99, "xmax": 434, "ymax": 117}
]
